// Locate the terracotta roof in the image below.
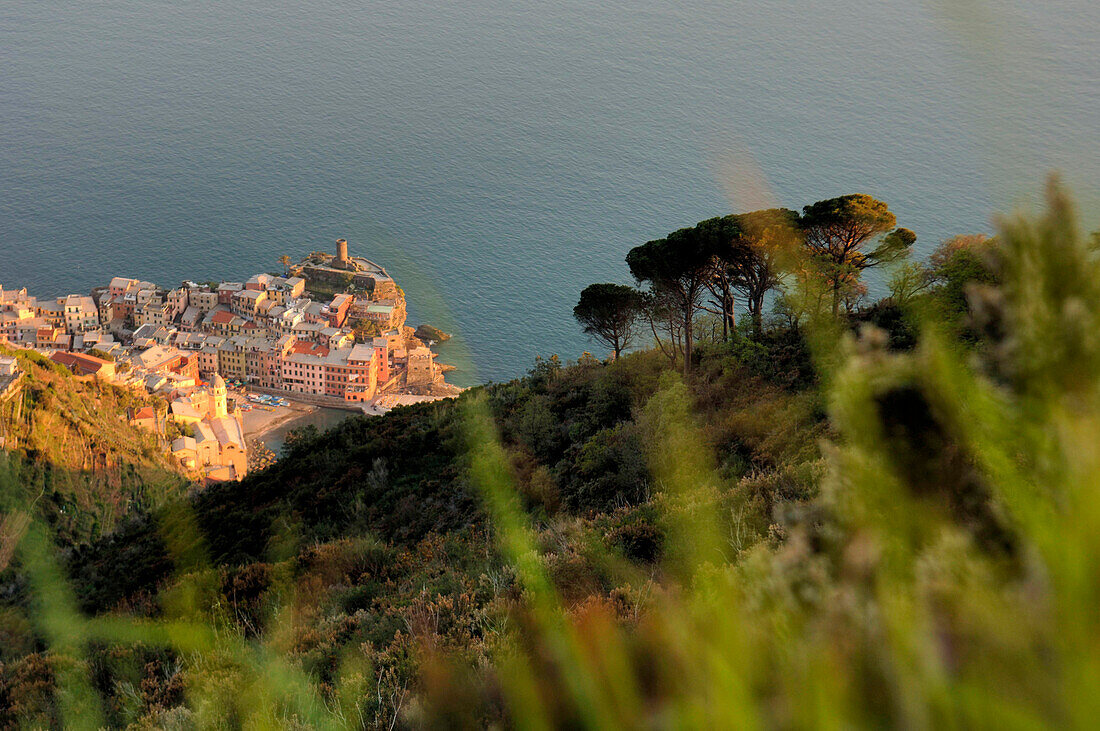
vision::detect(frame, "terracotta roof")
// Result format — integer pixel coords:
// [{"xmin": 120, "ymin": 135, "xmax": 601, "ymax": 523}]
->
[
  {"xmin": 50, "ymin": 351, "xmax": 111, "ymax": 375},
  {"xmin": 290, "ymin": 341, "xmax": 329, "ymax": 357}
]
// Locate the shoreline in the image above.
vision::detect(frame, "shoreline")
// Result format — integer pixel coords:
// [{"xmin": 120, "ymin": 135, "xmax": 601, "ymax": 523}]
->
[
  {"xmin": 238, "ymin": 387, "xmax": 462, "ymax": 467},
  {"xmin": 239, "ymin": 390, "xmax": 369, "ymax": 464},
  {"xmin": 241, "ymin": 391, "xmax": 315, "ymax": 439},
  {"xmin": 242, "ymin": 401, "xmax": 316, "ymax": 444},
  {"xmin": 241, "ymin": 401, "xmax": 319, "ymax": 472}
]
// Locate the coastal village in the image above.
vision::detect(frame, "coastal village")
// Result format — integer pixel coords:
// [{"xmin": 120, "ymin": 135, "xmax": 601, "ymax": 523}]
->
[{"xmin": 0, "ymin": 239, "xmax": 460, "ymax": 483}]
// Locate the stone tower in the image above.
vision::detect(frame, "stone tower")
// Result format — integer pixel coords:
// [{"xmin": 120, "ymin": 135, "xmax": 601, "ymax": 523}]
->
[
  {"xmin": 211, "ymin": 372, "xmax": 228, "ymax": 419},
  {"xmin": 336, "ymin": 238, "xmax": 349, "ymax": 267}
]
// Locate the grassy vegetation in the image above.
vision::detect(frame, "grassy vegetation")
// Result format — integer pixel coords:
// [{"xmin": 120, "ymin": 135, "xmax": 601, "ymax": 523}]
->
[
  {"xmin": 303, "ymin": 277, "xmax": 368, "ymax": 302},
  {"xmin": 2, "ymin": 181, "xmax": 1099, "ymax": 727},
  {"xmin": 0, "ymin": 349, "xmax": 189, "ymax": 549}
]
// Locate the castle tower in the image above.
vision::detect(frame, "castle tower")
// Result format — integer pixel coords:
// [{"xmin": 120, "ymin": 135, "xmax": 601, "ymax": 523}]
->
[
  {"xmin": 211, "ymin": 373, "xmax": 228, "ymax": 419},
  {"xmin": 336, "ymin": 238, "xmax": 349, "ymax": 267}
]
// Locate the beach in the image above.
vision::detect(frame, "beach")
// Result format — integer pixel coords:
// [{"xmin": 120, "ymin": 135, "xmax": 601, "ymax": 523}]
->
[
  {"xmin": 241, "ymin": 399, "xmax": 307, "ymax": 439},
  {"xmin": 239, "ymin": 388, "xmax": 459, "ymax": 466},
  {"xmin": 240, "ymin": 394, "xmax": 358, "ymax": 458}
]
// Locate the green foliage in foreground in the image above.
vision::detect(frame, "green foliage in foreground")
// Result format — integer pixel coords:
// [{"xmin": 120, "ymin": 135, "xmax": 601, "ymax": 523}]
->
[{"xmin": 3, "ymin": 181, "xmax": 1100, "ymax": 728}]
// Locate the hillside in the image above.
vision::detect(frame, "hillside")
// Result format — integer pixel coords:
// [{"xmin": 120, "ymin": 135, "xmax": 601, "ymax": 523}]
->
[
  {"xmin": 0, "ymin": 348, "xmax": 191, "ymax": 549},
  {"xmin": 61, "ymin": 340, "xmax": 823, "ymax": 606},
  {"xmin": 0, "ymin": 334, "xmax": 825, "ymax": 726},
  {"xmin": 3, "ymin": 187, "xmax": 1100, "ymax": 728}
]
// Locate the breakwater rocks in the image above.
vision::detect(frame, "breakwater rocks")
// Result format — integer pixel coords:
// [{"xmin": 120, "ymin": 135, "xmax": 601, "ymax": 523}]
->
[
  {"xmin": 414, "ymin": 324, "xmax": 451, "ymax": 343},
  {"xmin": 248, "ymin": 440, "xmax": 278, "ymax": 471}
]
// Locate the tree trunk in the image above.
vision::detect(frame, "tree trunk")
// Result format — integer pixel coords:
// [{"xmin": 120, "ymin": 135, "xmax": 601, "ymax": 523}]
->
[
  {"xmin": 751, "ymin": 292, "xmax": 764, "ymax": 338},
  {"xmin": 649, "ymin": 316, "xmax": 678, "ymax": 365},
  {"xmin": 683, "ymin": 312, "xmax": 693, "ymax": 378}
]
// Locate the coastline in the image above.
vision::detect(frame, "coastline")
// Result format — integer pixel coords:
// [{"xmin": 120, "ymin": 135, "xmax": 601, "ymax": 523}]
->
[
  {"xmin": 241, "ymin": 400, "xmax": 316, "ymax": 445},
  {"xmin": 2, "ymin": 241, "xmax": 465, "ymax": 478},
  {"xmin": 240, "ymin": 392, "xmax": 364, "ymax": 460}
]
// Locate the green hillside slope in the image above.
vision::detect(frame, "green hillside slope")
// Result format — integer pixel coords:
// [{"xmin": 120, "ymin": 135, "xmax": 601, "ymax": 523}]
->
[
  {"xmin": 0, "ymin": 348, "xmax": 190, "ymax": 549},
  {"xmin": 2, "ymin": 338, "xmax": 825, "ymax": 726}
]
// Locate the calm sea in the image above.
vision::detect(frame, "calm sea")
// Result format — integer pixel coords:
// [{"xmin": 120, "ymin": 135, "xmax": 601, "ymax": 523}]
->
[{"xmin": 2, "ymin": 1, "xmax": 1097, "ymax": 384}]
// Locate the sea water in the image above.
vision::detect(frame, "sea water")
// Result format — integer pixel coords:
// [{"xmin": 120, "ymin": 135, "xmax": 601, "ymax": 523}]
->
[{"xmin": 3, "ymin": 0, "xmax": 1097, "ymax": 385}]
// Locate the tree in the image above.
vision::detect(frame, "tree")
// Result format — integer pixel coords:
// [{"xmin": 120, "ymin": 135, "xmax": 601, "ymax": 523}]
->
[
  {"xmin": 799, "ymin": 195, "xmax": 915, "ymax": 317},
  {"xmin": 352, "ymin": 319, "xmax": 381, "ymax": 342},
  {"xmin": 881, "ymin": 235, "xmax": 991, "ymax": 311},
  {"xmin": 627, "ymin": 228, "xmax": 717, "ymax": 377},
  {"xmin": 926, "ymin": 234, "xmax": 997, "ymax": 317},
  {"xmin": 696, "ymin": 216, "xmax": 746, "ymax": 341},
  {"xmin": 573, "ymin": 284, "xmax": 643, "ymax": 359},
  {"xmin": 641, "ymin": 288, "xmax": 686, "ymax": 365},
  {"xmin": 730, "ymin": 208, "xmax": 800, "ymax": 337},
  {"xmin": 887, "ymin": 261, "xmax": 933, "ymax": 306},
  {"xmin": 279, "ymin": 255, "xmax": 292, "ymax": 275}
]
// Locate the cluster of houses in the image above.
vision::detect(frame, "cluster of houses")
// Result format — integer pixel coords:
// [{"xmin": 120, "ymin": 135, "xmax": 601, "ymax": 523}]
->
[
  {"xmin": 166, "ymin": 373, "xmax": 249, "ymax": 482},
  {"xmin": 0, "ymin": 268, "xmax": 440, "ymax": 402},
  {"xmin": 0, "ymin": 272, "xmax": 405, "ymax": 351},
  {"xmin": 1, "ymin": 250, "xmax": 448, "ymax": 483},
  {"xmin": 0, "ymin": 286, "xmax": 101, "ymax": 351},
  {"xmin": 121, "ymin": 372, "xmax": 248, "ymax": 482}
]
